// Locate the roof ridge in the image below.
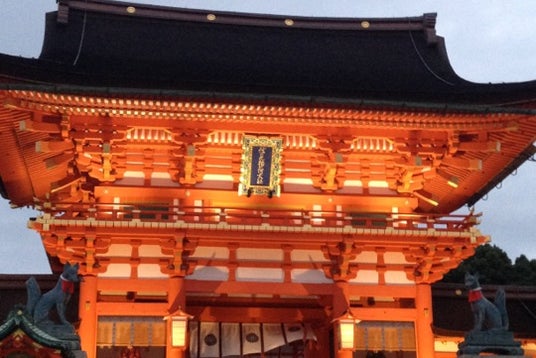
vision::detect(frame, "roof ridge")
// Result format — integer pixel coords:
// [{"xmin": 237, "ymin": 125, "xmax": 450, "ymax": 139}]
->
[{"xmin": 57, "ymin": 0, "xmax": 436, "ymax": 31}]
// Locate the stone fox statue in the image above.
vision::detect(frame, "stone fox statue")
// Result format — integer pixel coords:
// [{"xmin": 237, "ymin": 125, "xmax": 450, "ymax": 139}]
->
[
  {"xmin": 464, "ymin": 272, "xmax": 509, "ymax": 332},
  {"xmin": 25, "ymin": 262, "xmax": 80, "ymax": 327}
]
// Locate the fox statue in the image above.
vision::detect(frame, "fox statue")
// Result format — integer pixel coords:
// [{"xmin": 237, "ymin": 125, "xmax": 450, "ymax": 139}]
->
[
  {"xmin": 25, "ymin": 262, "xmax": 80, "ymax": 327},
  {"xmin": 464, "ymin": 272, "xmax": 508, "ymax": 332}
]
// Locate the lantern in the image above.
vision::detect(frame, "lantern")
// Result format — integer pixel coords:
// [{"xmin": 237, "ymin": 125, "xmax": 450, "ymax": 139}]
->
[
  {"xmin": 166, "ymin": 308, "xmax": 193, "ymax": 349},
  {"xmin": 334, "ymin": 311, "xmax": 360, "ymax": 350}
]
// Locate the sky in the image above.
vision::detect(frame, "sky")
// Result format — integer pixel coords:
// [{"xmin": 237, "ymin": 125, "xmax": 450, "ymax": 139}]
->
[{"xmin": 0, "ymin": 1, "xmax": 534, "ymax": 274}]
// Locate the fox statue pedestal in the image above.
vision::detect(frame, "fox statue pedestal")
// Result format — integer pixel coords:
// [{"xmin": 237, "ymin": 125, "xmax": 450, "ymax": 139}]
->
[{"xmin": 457, "ymin": 329, "xmax": 525, "ymax": 356}]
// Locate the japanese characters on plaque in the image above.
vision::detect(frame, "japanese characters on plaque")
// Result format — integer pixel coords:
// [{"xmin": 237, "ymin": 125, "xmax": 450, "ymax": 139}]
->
[{"xmin": 239, "ymin": 136, "xmax": 282, "ymax": 197}]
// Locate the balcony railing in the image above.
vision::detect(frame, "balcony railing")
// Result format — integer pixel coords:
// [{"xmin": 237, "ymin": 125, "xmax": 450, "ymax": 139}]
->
[{"xmin": 36, "ymin": 202, "xmax": 480, "ymax": 233}]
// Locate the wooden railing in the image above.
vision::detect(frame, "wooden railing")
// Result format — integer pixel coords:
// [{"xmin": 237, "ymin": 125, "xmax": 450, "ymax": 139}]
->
[{"xmin": 37, "ymin": 202, "xmax": 480, "ymax": 232}]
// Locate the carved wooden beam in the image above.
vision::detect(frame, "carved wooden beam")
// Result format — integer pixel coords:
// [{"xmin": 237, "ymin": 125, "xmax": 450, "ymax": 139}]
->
[{"xmin": 322, "ymin": 240, "xmax": 359, "ymax": 281}]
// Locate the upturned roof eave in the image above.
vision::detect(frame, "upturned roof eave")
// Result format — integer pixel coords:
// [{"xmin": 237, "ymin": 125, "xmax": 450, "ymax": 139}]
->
[{"xmin": 0, "ymin": 308, "xmax": 78, "ymax": 355}]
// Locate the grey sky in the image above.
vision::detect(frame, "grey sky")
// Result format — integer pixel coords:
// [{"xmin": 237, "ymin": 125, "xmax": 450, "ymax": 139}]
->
[{"xmin": 0, "ymin": 1, "xmax": 534, "ymax": 274}]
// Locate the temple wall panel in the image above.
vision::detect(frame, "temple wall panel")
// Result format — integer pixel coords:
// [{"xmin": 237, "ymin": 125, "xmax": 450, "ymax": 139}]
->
[
  {"xmin": 188, "ymin": 266, "xmax": 229, "ymax": 281},
  {"xmin": 291, "ymin": 269, "xmax": 334, "ymax": 283},
  {"xmin": 138, "ymin": 244, "xmax": 166, "ymax": 257},
  {"xmin": 384, "ymin": 271, "xmax": 414, "ymax": 285},
  {"xmin": 235, "ymin": 267, "xmax": 285, "ymax": 282},
  {"xmin": 191, "ymin": 246, "xmax": 230, "ymax": 259},
  {"xmin": 99, "ymin": 263, "xmax": 132, "ymax": 278},
  {"xmin": 137, "ymin": 264, "xmax": 168, "ymax": 278},
  {"xmin": 384, "ymin": 252, "xmax": 411, "ymax": 264},
  {"xmin": 352, "ymin": 251, "xmax": 378, "ymax": 264},
  {"xmin": 291, "ymin": 249, "xmax": 330, "ymax": 263},
  {"xmin": 100, "ymin": 244, "xmax": 132, "ymax": 257},
  {"xmin": 350, "ymin": 270, "xmax": 380, "ymax": 284},
  {"xmin": 236, "ymin": 248, "xmax": 284, "ymax": 261}
]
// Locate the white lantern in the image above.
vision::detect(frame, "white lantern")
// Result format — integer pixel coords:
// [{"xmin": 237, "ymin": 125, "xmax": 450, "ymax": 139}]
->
[
  {"xmin": 166, "ymin": 308, "xmax": 193, "ymax": 349},
  {"xmin": 334, "ymin": 311, "xmax": 359, "ymax": 350}
]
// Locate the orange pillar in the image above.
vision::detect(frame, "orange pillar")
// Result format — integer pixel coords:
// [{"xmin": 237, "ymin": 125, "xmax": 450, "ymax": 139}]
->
[
  {"xmin": 166, "ymin": 276, "xmax": 186, "ymax": 358},
  {"xmin": 333, "ymin": 280, "xmax": 354, "ymax": 358},
  {"xmin": 78, "ymin": 275, "xmax": 97, "ymax": 358},
  {"xmin": 305, "ymin": 326, "xmax": 331, "ymax": 358},
  {"xmin": 415, "ymin": 283, "xmax": 435, "ymax": 358}
]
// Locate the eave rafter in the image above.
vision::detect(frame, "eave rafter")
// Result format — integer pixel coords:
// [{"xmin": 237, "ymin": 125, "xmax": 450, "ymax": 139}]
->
[
  {"xmin": 3, "ymin": 89, "xmax": 532, "ymax": 212},
  {"xmin": 6, "ymin": 90, "xmax": 524, "ymax": 130},
  {"xmin": 403, "ymin": 241, "xmax": 480, "ymax": 283}
]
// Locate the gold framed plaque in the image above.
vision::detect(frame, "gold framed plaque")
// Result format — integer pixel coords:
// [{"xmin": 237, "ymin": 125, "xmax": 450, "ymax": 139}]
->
[{"xmin": 239, "ymin": 135, "xmax": 282, "ymax": 197}]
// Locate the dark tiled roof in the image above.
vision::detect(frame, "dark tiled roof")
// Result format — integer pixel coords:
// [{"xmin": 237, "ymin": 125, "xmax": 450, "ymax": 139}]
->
[{"xmin": 0, "ymin": 0, "xmax": 535, "ymax": 108}]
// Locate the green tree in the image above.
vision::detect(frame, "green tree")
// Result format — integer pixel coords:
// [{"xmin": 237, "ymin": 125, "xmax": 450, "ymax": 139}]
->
[
  {"xmin": 442, "ymin": 244, "xmax": 514, "ymax": 284},
  {"xmin": 512, "ymin": 255, "xmax": 536, "ymax": 285}
]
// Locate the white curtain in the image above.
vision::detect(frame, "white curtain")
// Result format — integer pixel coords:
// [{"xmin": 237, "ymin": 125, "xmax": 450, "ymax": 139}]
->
[{"xmin": 189, "ymin": 322, "xmax": 316, "ymax": 357}]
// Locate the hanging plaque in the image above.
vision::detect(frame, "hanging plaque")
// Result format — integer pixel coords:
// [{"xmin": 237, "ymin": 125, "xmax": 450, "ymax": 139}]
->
[{"xmin": 239, "ymin": 135, "xmax": 282, "ymax": 197}]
